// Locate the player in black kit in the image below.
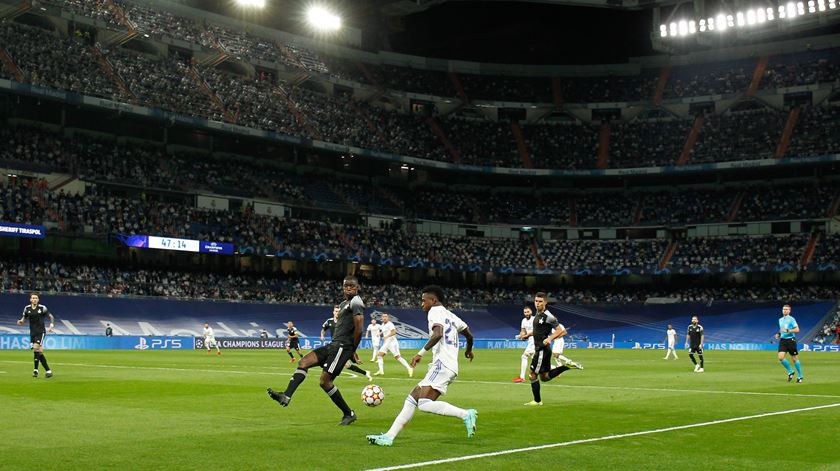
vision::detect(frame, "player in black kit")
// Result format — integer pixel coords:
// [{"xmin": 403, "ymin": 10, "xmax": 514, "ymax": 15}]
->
[
  {"xmin": 16, "ymin": 293, "xmax": 55, "ymax": 378},
  {"xmin": 321, "ymin": 305, "xmax": 372, "ymax": 380},
  {"xmin": 525, "ymin": 292, "xmax": 580, "ymax": 406},
  {"xmin": 268, "ymin": 276, "xmax": 366, "ymax": 425},
  {"xmin": 285, "ymin": 322, "xmax": 304, "ymax": 362},
  {"xmin": 686, "ymin": 315, "xmax": 705, "ymax": 373}
]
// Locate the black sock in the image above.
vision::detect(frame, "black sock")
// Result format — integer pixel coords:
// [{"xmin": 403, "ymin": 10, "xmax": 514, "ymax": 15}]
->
[
  {"xmin": 326, "ymin": 386, "xmax": 352, "ymax": 416},
  {"xmin": 287, "ymin": 350, "xmax": 295, "ymax": 359},
  {"xmin": 699, "ymin": 355, "xmax": 704, "ymax": 368},
  {"xmin": 531, "ymin": 379, "xmax": 541, "ymax": 402},
  {"xmin": 347, "ymin": 364, "xmax": 366, "ymax": 375},
  {"xmin": 39, "ymin": 353, "xmax": 50, "ymax": 371},
  {"xmin": 689, "ymin": 354, "xmax": 697, "ymax": 365},
  {"xmin": 297, "ymin": 350, "xmax": 303, "ymax": 358},
  {"xmin": 548, "ymin": 365, "xmax": 569, "ymax": 379},
  {"xmin": 284, "ymin": 369, "xmax": 307, "ymax": 398},
  {"xmin": 34, "ymin": 351, "xmax": 40, "ymax": 370}
]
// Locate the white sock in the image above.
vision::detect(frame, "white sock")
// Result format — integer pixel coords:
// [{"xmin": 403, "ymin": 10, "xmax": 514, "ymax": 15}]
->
[
  {"xmin": 397, "ymin": 356, "xmax": 411, "ymax": 370},
  {"xmin": 418, "ymin": 398, "xmax": 468, "ymax": 419},
  {"xmin": 520, "ymin": 354, "xmax": 529, "ymax": 379},
  {"xmin": 377, "ymin": 357, "xmax": 384, "ymax": 372},
  {"xmin": 385, "ymin": 396, "xmax": 418, "ymax": 439},
  {"xmin": 555, "ymin": 354, "xmax": 571, "ymax": 366}
]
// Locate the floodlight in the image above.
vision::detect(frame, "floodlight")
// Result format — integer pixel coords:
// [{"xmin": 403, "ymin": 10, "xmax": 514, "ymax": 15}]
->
[
  {"xmin": 236, "ymin": 0, "xmax": 266, "ymax": 8},
  {"xmin": 660, "ymin": 24, "xmax": 668, "ymax": 37},
  {"xmin": 306, "ymin": 5, "xmax": 342, "ymax": 32}
]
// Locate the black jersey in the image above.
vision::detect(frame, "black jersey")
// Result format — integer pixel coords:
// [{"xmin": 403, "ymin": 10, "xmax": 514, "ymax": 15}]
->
[
  {"xmin": 687, "ymin": 324, "xmax": 704, "ymax": 347},
  {"xmin": 285, "ymin": 327, "xmax": 299, "ymax": 339},
  {"xmin": 332, "ymin": 295, "xmax": 364, "ymax": 348},
  {"xmin": 532, "ymin": 310, "xmax": 559, "ymax": 350},
  {"xmin": 22, "ymin": 304, "xmax": 51, "ymax": 334},
  {"xmin": 322, "ymin": 318, "xmax": 336, "ymax": 337}
]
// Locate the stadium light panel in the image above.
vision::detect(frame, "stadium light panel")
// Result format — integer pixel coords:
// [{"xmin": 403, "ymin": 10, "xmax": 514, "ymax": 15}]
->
[
  {"xmin": 786, "ymin": 2, "xmax": 797, "ymax": 18},
  {"xmin": 306, "ymin": 5, "xmax": 342, "ymax": 32},
  {"xmin": 670, "ymin": 22, "xmax": 678, "ymax": 36},
  {"xmin": 737, "ymin": 11, "xmax": 746, "ymax": 25},
  {"xmin": 660, "ymin": 24, "xmax": 667, "ymax": 37},
  {"xmin": 678, "ymin": 20, "xmax": 688, "ymax": 35},
  {"xmin": 746, "ymin": 9, "xmax": 756, "ymax": 24},
  {"xmin": 236, "ymin": 0, "xmax": 266, "ymax": 8},
  {"xmin": 689, "ymin": 20, "xmax": 697, "ymax": 33},
  {"xmin": 717, "ymin": 14, "xmax": 728, "ymax": 30}
]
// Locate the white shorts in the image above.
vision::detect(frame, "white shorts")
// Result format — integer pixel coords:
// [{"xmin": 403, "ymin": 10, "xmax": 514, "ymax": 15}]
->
[
  {"xmin": 522, "ymin": 343, "xmax": 535, "ymax": 356},
  {"xmin": 379, "ymin": 339, "xmax": 401, "ymax": 356},
  {"xmin": 371, "ymin": 338, "xmax": 381, "ymax": 350},
  {"xmin": 417, "ymin": 360, "xmax": 458, "ymax": 396},
  {"xmin": 206, "ymin": 338, "xmax": 217, "ymax": 348},
  {"xmin": 552, "ymin": 338, "xmax": 565, "ymax": 354},
  {"xmin": 667, "ymin": 342, "xmax": 675, "ymax": 349}
]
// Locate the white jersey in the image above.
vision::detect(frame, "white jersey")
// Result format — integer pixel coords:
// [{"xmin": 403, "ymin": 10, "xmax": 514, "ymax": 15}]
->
[
  {"xmin": 666, "ymin": 328, "xmax": 677, "ymax": 345},
  {"xmin": 367, "ymin": 324, "xmax": 382, "ymax": 341},
  {"xmin": 427, "ymin": 305, "xmax": 467, "ymax": 374},
  {"xmin": 203, "ymin": 326, "xmax": 215, "ymax": 339},
  {"xmin": 380, "ymin": 321, "xmax": 397, "ymax": 343},
  {"xmin": 520, "ymin": 316, "xmax": 535, "ymax": 348}
]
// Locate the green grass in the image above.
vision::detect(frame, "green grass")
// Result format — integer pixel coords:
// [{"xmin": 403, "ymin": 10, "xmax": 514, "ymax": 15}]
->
[{"xmin": 1, "ymin": 349, "xmax": 839, "ymax": 470}]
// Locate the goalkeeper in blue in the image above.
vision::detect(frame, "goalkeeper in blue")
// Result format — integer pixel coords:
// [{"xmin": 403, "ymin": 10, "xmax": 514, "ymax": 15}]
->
[
  {"xmin": 366, "ymin": 285, "xmax": 477, "ymax": 446},
  {"xmin": 776, "ymin": 304, "xmax": 804, "ymax": 383}
]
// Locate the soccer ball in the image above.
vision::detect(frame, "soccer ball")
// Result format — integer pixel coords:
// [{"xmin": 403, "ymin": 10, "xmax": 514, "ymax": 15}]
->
[{"xmin": 361, "ymin": 384, "xmax": 385, "ymax": 407}]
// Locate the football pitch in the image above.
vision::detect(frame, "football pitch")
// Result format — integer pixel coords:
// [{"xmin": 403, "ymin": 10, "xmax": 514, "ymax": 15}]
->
[{"xmin": 1, "ymin": 349, "xmax": 838, "ymax": 470}]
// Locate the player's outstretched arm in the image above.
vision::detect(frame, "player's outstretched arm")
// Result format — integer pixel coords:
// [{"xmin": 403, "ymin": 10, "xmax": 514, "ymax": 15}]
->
[
  {"xmin": 461, "ymin": 327, "xmax": 475, "ymax": 362},
  {"xmin": 411, "ymin": 324, "xmax": 443, "ymax": 367},
  {"xmin": 47, "ymin": 313, "xmax": 55, "ymax": 332}
]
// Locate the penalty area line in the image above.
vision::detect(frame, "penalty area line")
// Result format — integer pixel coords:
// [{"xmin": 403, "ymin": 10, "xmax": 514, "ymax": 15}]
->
[{"xmin": 362, "ymin": 402, "xmax": 840, "ymax": 471}]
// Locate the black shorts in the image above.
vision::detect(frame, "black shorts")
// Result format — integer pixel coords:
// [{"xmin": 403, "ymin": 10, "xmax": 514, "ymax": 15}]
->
[
  {"xmin": 30, "ymin": 331, "xmax": 46, "ymax": 346},
  {"xmin": 530, "ymin": 348, "xmax": 553, "ymax": 374},
  {"xmin": 287, "ymin": 339, "xmax": 300, "ymax": 349},
  {"xmin": 689, "ymin": 345, "xmax": 703, "ymax": 354},
  {"xmin": 314, "ymin": 343, "xmax": 355, "ymax": 377},
  {"xmin": 778, "ymin": 338, "xmax": 798, "ymax": 356}
]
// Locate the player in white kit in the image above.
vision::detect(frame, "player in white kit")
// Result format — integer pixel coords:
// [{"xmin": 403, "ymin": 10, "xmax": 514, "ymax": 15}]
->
[
  {"xmin": 203, "ymin": 323, "xmax": 221, "ymax": 356},
  {"xmin": 365, "ymin": 318, "xmax": 382, "ymax": 361},
  {"xmin": 664, "ymin": 324, "xmax": 679, "ymax": 359},
  {"xmin": 374, "ymin": 313, "xmax": 413, "ymax": 377},
  {"xmin": 551, "ymin": 321, "xmax": 581, "ymax": 369},
  {"xmin": 513, "ymin": 306, "xmax": 535, "ymax": 383},
  {"xmin": 367, "ymin": 285, "xmax": 477, "ymax": 446}
]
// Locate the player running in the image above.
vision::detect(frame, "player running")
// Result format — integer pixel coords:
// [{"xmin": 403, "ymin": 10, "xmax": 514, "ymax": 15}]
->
[
  {"xmin": 776, "ymin": 304, "xmax": 804, "ymax": 383},
  {"xmin": 267, "ymin": 276, "xmax": 365, "ymax": 425},
  {"xmin": 203, "ymin": 323, "xmax": 221, "ymax": 355},
  {"xmin": 374, "ymin": 313, "xmax": 413, "ymax": 377},
  {"xmin": 551, "ymin": 320, "xmax": 581, "ymax": 369},
  {"xmin": 285, "ymin": 321, "xmax": 304, "ymax": 362},
  {"xmin": 525, "ymin": 292, "xmax": 581, "ymax": 406},
  {"xmin": 686, "ymin": 316, "xmax": 704, "ymax": 372},
  {"xmin": 663, "ymin": 324, "xmax": 679, "ymax": 360},
  {"xmin": 367, "ymin": 285, "xmax": 477, "ymax": 446},
  {"xmin": 16, "ymin": 293, "xmax": 54, "ymax": 378},
  {"xmin": 366, "ymin": 318, "xmax": 382, "ymax": 362},
  {"xmin": 513, "ymin": 306, "xmax": 535, "ymax": 383}
]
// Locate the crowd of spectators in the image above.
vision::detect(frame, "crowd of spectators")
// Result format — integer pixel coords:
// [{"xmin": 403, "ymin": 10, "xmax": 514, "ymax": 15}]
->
[
  {"xmin": 669, "ymin": 235, "xmax": 808, "ymax": 270},
  {"xmin": 115, "ymin": 0, "xmax": 207, "ymax": 44},
  {"xmin": 523, "ymin": 122, "xmax": 600, "ymax": 169},
  {"xmin": 438, "ymin": 118, "xmax": 520, "ymax": 168},
  {"xmin": 0, "ymin": 21, "xmax": 124, "ymax": 101},
  {"xmin": 4, "ymin": 259, "xmax": 837, "ymax": 309},
  {"xmin": 109, "ymin": 48, "xmax": 224, "ymax": 121},
  {"xmin": 539, "ymin": 238, "xmax": 667, "ymax": 272},
  {"xmin": 762, "ymin": 49, "xmax": 840, "ymax": 89},
  {"xmin": 561, "ymin": 73, "xmax": 659, "ymax": 104},
  {"xmin": 665, "ymin": 60, "xmax": 753, "ymax": 98},
  {"xmin": 737, "ymin": 183, "xmax": 838, "ymax": 221},
  {"xmin": 812, "ymin": 309, "xmax": 840, "ymax": 344},
  {"xmin": 785, "ymin": 105, "xmax": 840, "ymax": 158},
  {"xmin": 691, "ymin": 108, "xmax": 784, "ymax": 164},
  {"xmin": 43, "ymin": 0, "xmax": 121, "ymax": 28},
  {"xmin": 638, "ymin": 190, "xmax": 732, "ymax": 226},
  {"xmin": 609, "ymin": 118, "xmax": 691, "ymax": 167}
]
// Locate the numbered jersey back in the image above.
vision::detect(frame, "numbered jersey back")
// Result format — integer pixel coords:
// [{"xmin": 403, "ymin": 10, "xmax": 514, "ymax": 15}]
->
[{"xmin": 427, "ymin": 306, "xmax": 467, "ymax": 374}]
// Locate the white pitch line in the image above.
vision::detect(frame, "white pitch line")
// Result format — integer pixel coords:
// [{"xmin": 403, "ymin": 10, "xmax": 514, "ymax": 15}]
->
[
  {"xmin": 0, "ymin": 360, "xmax": 836, "ymax": 399},
  {"xmin": 362, "ymin": 402, "xmax": 840, "ymax": 471}
]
